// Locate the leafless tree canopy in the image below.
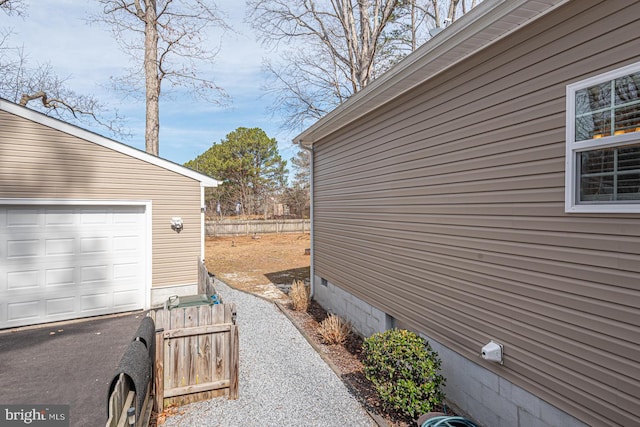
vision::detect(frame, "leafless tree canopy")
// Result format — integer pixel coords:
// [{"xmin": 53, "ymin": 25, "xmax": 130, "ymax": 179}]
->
[
  {"xmin": 249, "ymin": 0, "xmax": 481, "ymax": 130},
  {"xmin": 0, "ymin": 1, "xmax": 124, "ymax": 135},
  {"xmin": 0, "ymin": 0, "xmax": 25, "ymax": 16},
  {"xmin": 92, "ymin": 0, "xmax": 230, "ymax": 155}
]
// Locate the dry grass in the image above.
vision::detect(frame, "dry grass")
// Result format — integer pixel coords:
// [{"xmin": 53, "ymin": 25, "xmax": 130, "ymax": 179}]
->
[
  {"xmin": 290, "ymin": 279, "xmax": 310, "ymax": 311},
  {"xmin": 204, "ymin": 234, "xmax": 310, "ymax": 299},
  {"xmin": 318, "ymin": 314, "xmax": 351, "ymax": 345}
]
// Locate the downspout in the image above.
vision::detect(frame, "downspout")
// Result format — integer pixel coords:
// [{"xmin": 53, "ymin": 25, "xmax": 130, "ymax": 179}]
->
[{"xmin": 298, "ymin": 142, "xmax": 315, "ymax": 298}]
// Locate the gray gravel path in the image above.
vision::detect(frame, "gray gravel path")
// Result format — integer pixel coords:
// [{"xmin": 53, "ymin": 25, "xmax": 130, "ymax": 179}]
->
[{"xmin": 163, "ymin": 279, "xmax": 376, "ymax": 427}]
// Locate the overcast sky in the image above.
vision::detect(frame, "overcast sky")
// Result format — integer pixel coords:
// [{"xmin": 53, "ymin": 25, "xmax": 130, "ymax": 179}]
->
[{"xmin": 0, "ymin": 0, "xmax": 299, "ymax": 171}]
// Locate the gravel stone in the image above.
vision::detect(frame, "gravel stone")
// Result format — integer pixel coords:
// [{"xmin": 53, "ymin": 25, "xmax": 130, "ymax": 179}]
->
[{"xmin": 162, "ymin": 279, "xmax": 376, "ymax": 427}]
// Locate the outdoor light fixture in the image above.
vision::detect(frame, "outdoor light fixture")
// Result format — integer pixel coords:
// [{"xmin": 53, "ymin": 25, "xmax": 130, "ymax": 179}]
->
[
  {"xmin": 127, "ymin": 406, "xmax": 136, "ymax": 427},
  {"xmin": 170, "ymin": 217, "xmax": 183, "ymax": 232}
]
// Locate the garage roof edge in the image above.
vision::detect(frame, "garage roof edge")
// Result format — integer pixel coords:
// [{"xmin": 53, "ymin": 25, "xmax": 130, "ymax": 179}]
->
[
  {"xmin": 294, "ymin": 0, "xmax": 570, "ymax": 146},
  {"xmin": 0, "ymin": 98, "xmax": 220, "ymax": 187}
]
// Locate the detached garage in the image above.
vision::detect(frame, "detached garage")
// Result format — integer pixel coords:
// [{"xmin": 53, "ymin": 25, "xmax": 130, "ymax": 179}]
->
[{"xmin": 0, "ymin": 99, "xmax": 219, "ymax": 329}]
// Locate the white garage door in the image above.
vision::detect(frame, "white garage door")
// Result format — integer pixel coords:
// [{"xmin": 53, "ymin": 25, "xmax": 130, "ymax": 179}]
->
[{"xmin": 0, "ymin": 205, "xmax": 147, "ymax": 329}]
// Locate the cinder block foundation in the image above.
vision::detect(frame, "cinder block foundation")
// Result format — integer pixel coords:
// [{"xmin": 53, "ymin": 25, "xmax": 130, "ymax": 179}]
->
[{"xmin": 312, "ymin": 276, "xmax": 588, "ymax": 427}]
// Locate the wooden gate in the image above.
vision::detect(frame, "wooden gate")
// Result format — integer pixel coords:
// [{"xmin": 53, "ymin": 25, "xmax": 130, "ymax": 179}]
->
[{"xmin": 149, "ymin": 303, "xmax": 239, "ymax": 411}]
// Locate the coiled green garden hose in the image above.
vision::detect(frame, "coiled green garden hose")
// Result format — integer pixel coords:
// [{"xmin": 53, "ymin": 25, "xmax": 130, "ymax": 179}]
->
[{"xmin": 420, "ymin": 415, "xmax": 479, "ymax": 427}]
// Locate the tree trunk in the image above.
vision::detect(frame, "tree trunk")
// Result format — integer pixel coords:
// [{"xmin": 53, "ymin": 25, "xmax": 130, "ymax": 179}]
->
[{"xmin": 144, "ymin": 0, "xmax": 160, "ymax": 156}]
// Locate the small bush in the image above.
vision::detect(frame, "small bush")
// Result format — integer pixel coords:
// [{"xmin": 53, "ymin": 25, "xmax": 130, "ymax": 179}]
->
[
  {"xmin": 290, "ymin": 279, "xmax": 310, "ymax": 312},
  {"xmin": 362, "ymin": 329, "xmax": 445, "ymax": 420},
  {"xmin": 318, "ymin": 314, "xmax": 351, "ymax": 345}
]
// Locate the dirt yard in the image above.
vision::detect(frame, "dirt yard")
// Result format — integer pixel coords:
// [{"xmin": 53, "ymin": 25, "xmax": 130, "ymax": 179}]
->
[
  {"xmin": 204, "ymin": 233, "xmax": 310, "ymax": 302},
  {"xmin": 203, "ymin": 232, "xmax": 413, "ymax": 427}
]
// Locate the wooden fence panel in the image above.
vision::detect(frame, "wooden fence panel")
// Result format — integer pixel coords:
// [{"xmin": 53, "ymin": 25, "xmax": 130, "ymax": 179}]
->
[
  {"xmin": 106, "ymin": 373, "xmax": 131, "ymax": 427},
  {"xmin": 107, "ymin": 371, "xmax": 152, "ymax": 427},
  {"xmin": 149, "ymin": 303, "xmax": 238, "ymax": 408}
]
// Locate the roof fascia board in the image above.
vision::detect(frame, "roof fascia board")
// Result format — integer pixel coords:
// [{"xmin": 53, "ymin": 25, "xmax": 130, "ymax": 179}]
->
[
  {"xmin": 295, "ymin": 0, "xmax": 570, "ymax": 146},
  {"xmin": 0, "ymin": 98, "xmax": 220, "ymax": 187}
]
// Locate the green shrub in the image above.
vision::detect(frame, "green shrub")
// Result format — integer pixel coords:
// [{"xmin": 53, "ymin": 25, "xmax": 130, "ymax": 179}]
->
[{"xmin": 362, "ymin": 329, "xmax": 445, "ymax": 419}]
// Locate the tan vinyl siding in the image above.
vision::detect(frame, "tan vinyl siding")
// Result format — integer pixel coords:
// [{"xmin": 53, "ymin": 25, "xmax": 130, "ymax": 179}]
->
[
  {"xmin": 312, "ymin": 1, "xmax": 640, "ymax": 425},
  {"xmin": 0, "ymin": 110, "xmax": 202, "ymax": 288}
]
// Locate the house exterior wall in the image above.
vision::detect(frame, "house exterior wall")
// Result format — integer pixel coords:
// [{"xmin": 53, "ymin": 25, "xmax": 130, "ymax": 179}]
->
[
  {"xmin": 0, "ymin": 109, "xmax": 202, "ymax": 291},
  {"xmin": 311, "ymin": 1, "xmax": 640, "ymax": 426}
]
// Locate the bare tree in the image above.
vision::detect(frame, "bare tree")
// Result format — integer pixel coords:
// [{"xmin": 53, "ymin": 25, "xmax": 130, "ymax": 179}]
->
[
  {"xmin": 250, "ymin": 0, "xmax": 481, "ymax": 130},
  {"xmin": 0, "ymin": 0, "xmax": 25, "ymax": 16},
  {"xmin": 92, "ymin": 0, "xmax": 230, "ymax": 156},
  {"xmin": 0, "ymin": 1, "xmax": 123, "ymax": 134},
  {"xmin": 398, "ymin": 0, "xmax": 480, "ymax": 51},
  {"xmin": 249, "ymin": 0, "xmax": 399, "ymax": 129}
]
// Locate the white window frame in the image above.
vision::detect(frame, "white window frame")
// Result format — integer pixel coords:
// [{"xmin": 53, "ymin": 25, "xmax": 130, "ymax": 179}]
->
[{"xmin": 565, "ymin": 61, "xmax": 640, "ymax": 213}]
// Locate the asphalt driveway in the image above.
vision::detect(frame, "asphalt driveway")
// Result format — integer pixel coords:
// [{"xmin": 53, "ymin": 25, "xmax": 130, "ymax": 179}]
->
[{"xmin": 0, "ymin": 311, "xmax": 145, "ymax": 427}]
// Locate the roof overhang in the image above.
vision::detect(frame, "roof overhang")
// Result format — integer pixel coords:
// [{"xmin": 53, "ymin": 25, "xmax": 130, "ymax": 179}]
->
[
  {"xmin": 294, "ymin": 0, "xmax": 571, "ymax": 146},
  {"xmin": 0, "ymin": 98, "xmax": 221, "ymax": 187}
]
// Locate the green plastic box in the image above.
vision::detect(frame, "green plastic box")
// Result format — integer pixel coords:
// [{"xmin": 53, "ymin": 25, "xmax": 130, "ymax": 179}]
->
[{"xmin": 165, "ymin": 294, "xmax": 213, "ymax": 310}]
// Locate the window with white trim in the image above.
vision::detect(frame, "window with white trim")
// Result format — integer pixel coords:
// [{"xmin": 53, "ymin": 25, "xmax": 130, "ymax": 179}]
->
[{"xmin": 566, "ymin": 62, "xmax": 640, "ymax": 213}]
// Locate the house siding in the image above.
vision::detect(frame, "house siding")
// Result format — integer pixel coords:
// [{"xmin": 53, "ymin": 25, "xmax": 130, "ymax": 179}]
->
[
  {"xmin": 312, "ymin": 1, "xmax": 640, "ymax": 425},
  {"xmin": 0, "ymin": 109, "xmax": 201, "ymax": 289}
]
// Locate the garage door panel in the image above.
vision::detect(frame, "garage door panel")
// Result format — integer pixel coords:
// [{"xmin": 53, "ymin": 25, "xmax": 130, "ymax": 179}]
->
[
  {"xmin": 46, "ymin": 238, "xmax": 75, "ymax": 256},
  {"xmin": 45, "ymin": 209, "xmax": 75, "ymax": 226},
  {"xmin": 114, "ymin": 290, "xmax": 142, "ymax": 310},
  {"xmin": 80, "ymin": 237, "xmax": 110, "ymax": 254},
  {"xmin": 6, "ymin": 208, "xmax": 41, "ymax": 227},
  {"xmin": 114, "ymin": 262, "xmax": 142, "ymax": 280},
  {"xmin": 45, "ymin": 267, "xmax": 76, "ymax": 287},
  {"xmin": 0, "ymin": 205, "xmax": 147, "ymax": 329},
  {"xmin": 7, "ymin": 299, "xmax": 41, "ymax": 323},
  {"xmin": 81, "ymin": 264, "xmax": 110, "ymax": 283},
  {"xmin": 46, "ymin": 297, "xmax": 76, "ymax": 316},
  {"xmin": 7, "ymin": 270, "xmax": 39, "ymax": 290},
  {"xmin": 7, "ymin": 239, "xmax": 41, "ymax": 258},
  {"xmin": 114, "ymin": 235, "xmax": 143, "ymax": 252}
]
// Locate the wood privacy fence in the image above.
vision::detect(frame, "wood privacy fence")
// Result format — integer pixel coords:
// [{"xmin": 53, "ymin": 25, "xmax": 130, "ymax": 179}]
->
[
  {"xmin": 198, "ymin": 259, "xmax": 215, "ymax": 296},
  {"xmin": 206, "ymin": 219, "xmax": 310, "ymax": 236},
  {"xmin": 107, "ymin": 373, "xmax": 152, "ymax": 427},
  {"xmin": 149, "ymin": 303, "xmax": 239, "ymax": 410}
]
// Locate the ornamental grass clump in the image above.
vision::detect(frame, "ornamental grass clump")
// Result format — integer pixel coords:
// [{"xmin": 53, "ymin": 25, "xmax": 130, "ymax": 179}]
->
[
  {"xmin": 318, "ymin": 314, "xmax": 351, "ymax": 345},
  {"xmin": 362, "ymin": 329, "xmax": 445, "ymax": 420},
  {"xmin": 290, "ymin": 279, "xmax": 310, "ymax": 312}
]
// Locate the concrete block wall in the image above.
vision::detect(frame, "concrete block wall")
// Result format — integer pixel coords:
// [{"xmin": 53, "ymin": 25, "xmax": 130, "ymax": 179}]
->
[
  {"xmin": 313, "ymin": 275, "xmax": 393, "ymax": 337},
  {"xmin": 424, "ymin": 335, "xmax": 588, "ymax": 427},
  {"xmin": 314, "ymin": 277, "xmax": 588, "ymax": 427}
]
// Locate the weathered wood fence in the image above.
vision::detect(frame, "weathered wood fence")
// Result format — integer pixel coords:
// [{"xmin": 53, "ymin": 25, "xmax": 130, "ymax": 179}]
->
[
  {"xmin": 149, "ymin": 303, "xmax": 239, "ymax": 410},
  {"xmin": 107, "ymin": 373, "xmax": 152, "ymax": 427},
  {"xmin": 206, "ymin": 219, "xmax": 310, "ymax": 236},
  {"xmin": 198, "ymin": 259, "xmax": 215, "ymax": 296}
]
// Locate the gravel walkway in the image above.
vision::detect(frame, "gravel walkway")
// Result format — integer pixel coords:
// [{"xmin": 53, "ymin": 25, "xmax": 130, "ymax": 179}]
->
[{"xmin": 163, "ymin": 279, "xmax": 376, "ymax": 427}]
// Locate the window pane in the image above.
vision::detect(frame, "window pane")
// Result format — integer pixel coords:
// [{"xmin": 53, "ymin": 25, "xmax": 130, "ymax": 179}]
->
[
  {"xmin": 574, "ymin": 72, "xmax": 640, "ymax": 141},
  {"xmin": 614, "ymin": 104, "xmax": 640, "ymax": 135},
  {"xmin": 614, "ymin": 72, "xmax": 640, "ymax": 105},
  {"xmin": 578, "ymin": 145, "xmax": 640, "ymax": 202},
  {"xmin": 618, "ymin": 145, "xmax": 640, "ymax": 171},
  {"xmin": 580, "ymin": 148, "xmax": 615, "ymax": 174},
  {"xmin": 580, "ymin": 175, "xmax": 613, "ymax": 201},
  {"xmin": 576, "ymin": 112, "xmax": 611, "ymax": 141},
  {"xmin": 618, "ymin": 173, "xmax": 640, "ymax": 200},
  {"xmin": 576, "ymin": 82, "xmax": 610, "ymax": 115}
]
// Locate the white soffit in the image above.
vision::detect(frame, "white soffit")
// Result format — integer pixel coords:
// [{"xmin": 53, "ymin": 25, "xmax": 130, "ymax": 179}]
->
[
  {"xmin": 295, "ymin": 0, "xmax": 571, "ymax": 146},
  {"xmin": 0, "ymin": 98, "xmax": 220, "ymax": 188}
]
